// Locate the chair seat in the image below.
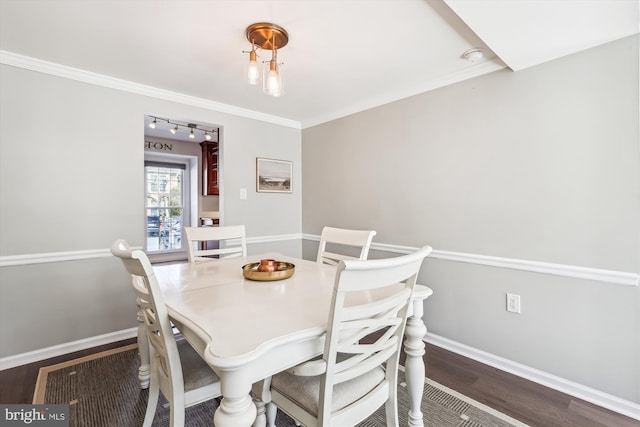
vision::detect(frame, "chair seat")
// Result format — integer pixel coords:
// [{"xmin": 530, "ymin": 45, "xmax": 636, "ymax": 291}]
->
[
  {"xmin": 176, "ymin": 339, "xmax": 220, "ymax": 392},
  {"xmin": 270, "ymin": 365, "xmax": 386, "ymax": 416}
]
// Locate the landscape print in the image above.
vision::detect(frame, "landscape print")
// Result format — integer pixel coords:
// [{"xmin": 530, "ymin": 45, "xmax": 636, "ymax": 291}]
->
[{"xmin": 256, "ymin": 158, "xmax": 292, "ymax": 193}]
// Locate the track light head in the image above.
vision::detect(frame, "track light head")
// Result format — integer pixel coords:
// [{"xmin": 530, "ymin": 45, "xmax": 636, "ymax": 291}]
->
[{"xmin": 147, "ymin": 116, "xmax": 217, "ymax": 142}]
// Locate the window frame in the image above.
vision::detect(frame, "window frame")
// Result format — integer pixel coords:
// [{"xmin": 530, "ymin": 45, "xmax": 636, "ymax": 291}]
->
[{"xmin": 144, "ymin": 154, "xmax": 194, "ymax": 262}]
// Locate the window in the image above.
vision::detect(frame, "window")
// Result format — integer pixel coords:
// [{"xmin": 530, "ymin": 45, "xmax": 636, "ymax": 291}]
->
[{"xmin": 145, "ymin": 161, "xmax": 187, "ymax": 253}]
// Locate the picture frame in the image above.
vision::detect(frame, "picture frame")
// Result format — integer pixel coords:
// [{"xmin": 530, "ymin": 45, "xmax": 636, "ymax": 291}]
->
[{"xmin": 256, "ymin": 157, "xmax": 292, "ymax": 193}]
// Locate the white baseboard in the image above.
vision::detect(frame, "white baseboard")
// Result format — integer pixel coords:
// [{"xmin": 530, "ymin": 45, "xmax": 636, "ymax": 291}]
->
[
  {"xmin": 1, "ymin": 327, "xmax": 637, "ymax": 420},
  {"xmin": 0, "ymin": 327, "xmax": 137, "ymax": 371},
  {"xmin": 426, "ymin": 332, "xmax": 640, "ymax": 421}
]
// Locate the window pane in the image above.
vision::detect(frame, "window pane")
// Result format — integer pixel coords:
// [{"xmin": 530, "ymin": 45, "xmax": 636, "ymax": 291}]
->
[
  {"xmin": 146, "ymin": 195, "xmax": 158, "ymax": 207},
  {"xmin": 169, "ymin": 194, "xmax": 182, "ymax": 207},
  {"xmin": 145, "ymin": 164, "xmax": 185, "ymax": 253}
]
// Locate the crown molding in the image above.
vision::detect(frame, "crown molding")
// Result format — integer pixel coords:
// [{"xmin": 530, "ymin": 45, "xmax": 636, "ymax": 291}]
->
[
  {"xmin": 300, "ymin": 59, "xmax": 507, "ymax": 128},
  {"xmin": 0, "ymin": 50, "xmax": 301, "ymax": 129},
  {"xmin": 0, "ymin": 50, "xmax": 503, "ymax": 130}
]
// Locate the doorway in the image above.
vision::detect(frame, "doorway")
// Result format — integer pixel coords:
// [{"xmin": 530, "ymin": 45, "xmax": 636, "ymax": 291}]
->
[{"xmin": 144, "ymin": 114, "xmax": 221, "ymax": 261}]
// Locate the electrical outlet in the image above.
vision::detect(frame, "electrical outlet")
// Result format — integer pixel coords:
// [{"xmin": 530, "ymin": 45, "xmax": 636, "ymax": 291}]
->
[{"xmin": 506, "ymin": 293, "xmax": 521, "ymax": 314}]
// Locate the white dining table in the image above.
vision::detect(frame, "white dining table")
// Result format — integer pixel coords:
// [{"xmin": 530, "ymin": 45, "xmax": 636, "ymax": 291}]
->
[{"xmin": 139, "ymin": 252, "xmax": 432, "ymax": 427}]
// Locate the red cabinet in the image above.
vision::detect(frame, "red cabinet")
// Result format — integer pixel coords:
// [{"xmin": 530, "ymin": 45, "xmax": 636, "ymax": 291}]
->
[{"xmin": 200, "ymin": 141, "xmax": 219, "ymax": 195}]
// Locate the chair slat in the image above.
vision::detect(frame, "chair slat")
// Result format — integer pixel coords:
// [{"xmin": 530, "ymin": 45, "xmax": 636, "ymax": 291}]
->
[
  {"xmin": 264, "ymin": 245, "xmax": 432, "ymax": 427},
  {"xmin": 184, "ymin": 225, "xmax": 247, "ymax": 263}
]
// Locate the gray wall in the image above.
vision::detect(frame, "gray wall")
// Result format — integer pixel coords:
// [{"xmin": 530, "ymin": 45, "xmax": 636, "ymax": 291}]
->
[
  {"xmin": 301, "ymin": 36, "xmax": 639, "ymax": 402},
  {"xmin": 0, "ymin": 64, "xmax": 302, "ymax": 357},
  {"xmin": 1, "ymin": 31, "xmax": 637, "ymax": 409}
]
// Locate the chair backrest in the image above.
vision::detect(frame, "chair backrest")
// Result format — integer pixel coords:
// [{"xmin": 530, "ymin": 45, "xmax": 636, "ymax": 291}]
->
[
  {"xmin": 111, "ymin": 239, "xmax": 184, "ymax": 397},
  {"xmin": 303, "ymin": 245, "xmax": 432, "ymax": 425},
  {"xmin": 316, "ymin": 226, "xmax": 377, "ymax": 266},
  {"xmin": 183, "ymin": 225, "xmax": 247, "ymax": 263}
]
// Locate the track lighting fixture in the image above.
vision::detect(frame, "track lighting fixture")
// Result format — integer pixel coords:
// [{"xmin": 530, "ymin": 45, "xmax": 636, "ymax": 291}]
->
[
  {"xmin": 244, "ymin": 22, "xmax": 288, "ymax": 97},
  {"xmin": 147, "ymin": 116, "xmax": 218, "ymax": 141}
]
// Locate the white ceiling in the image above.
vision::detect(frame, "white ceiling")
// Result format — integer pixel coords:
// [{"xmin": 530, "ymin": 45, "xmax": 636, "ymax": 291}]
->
[{"xmin": 1, "ymin": 0, "xmax": 638, "ymax": 135}]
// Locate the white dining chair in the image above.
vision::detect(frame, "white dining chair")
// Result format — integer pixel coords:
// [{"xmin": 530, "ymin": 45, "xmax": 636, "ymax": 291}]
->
[
  {"xmin": 183, "ymin": 224, "xmax": 247, "ymax": 263},
  {"xmin": 111, "ymin": 239, "xmax": 222, "ymax": 427},
  {"xmin": 256, "ymin": 245, "xmax": 432, "ymax": 427},
  {"xmin": 316, "ymin": 226, "xmax": 377, "ymax": 266}
]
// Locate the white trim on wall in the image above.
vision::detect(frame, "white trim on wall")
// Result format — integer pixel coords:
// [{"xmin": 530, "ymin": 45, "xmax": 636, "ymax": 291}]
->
[
  {"xmin": 303, "ymin": 233, "xmax": 639, "ymax": 287},
  {"xmin": 0, "ymin": 50, "xmax": 506, "ymax": 131},
  {"xmin": 3, "ymin": 234, "xmax": 637, "ymax": 286},
  {"xmin": 301, "ymin": 60, "xmax": 506, "ymax": 128},
  {"xmin": 0, "ymin": 327, "xmax": 137, "ymax": 371},
  {"xmin": 0, "ymin": 50, "xmax": 301, "ymax": 130},
  {"xmin": 1, "ymin": 236, "xmax": 638, "ymax": 418},
  {"xmin": 429, "ymin": 249, "xmax": 639, "ymax": 287},
  {"xmin": 0, "ymin": 247, "xmax": 142, "ymax": 267},
  {"xmin": 426, "ymin": 333, "xmax": 640, "ymax": 421},
  {"xmin": 1, "ymin": 325, "xmax": 637, "ymax": 420}
]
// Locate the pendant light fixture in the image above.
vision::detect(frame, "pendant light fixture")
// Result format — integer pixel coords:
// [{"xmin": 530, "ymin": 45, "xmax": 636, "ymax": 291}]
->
[{"xmin": 244, "ymin": 23, "xmax": 288, "ymax": 97}]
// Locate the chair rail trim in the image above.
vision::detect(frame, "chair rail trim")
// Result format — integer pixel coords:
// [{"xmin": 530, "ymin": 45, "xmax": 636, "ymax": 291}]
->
[{"xmin": 1, "ymin": 234, "xmax": 636, "ymax": 286}]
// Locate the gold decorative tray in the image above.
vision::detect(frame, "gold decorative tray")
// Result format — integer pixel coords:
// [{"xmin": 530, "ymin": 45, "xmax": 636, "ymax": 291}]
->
[{"xmin": 242, "ymin": 261, "xmax": 295, "ymax": 281}]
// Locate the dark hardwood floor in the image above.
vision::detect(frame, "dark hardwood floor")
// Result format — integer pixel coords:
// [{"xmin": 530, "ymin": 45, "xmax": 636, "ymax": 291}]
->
[
  {"xmin": 420, "ymin": 345, "xmax": 638, "ymax": 427},
  {"xmin": 0, "ymin": 339, "xmax": 637, "ymax": 426}
]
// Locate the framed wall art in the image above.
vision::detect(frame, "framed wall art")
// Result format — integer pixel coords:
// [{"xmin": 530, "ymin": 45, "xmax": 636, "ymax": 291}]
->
[{"xmin": 256, "ymin": 158, "xmax": 292, "ymax": 193}]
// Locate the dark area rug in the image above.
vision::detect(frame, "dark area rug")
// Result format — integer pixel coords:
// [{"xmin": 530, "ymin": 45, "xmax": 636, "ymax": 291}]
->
[{"xmin": 34, "ymin": 344, "xmax": 528, "ymax": 427}]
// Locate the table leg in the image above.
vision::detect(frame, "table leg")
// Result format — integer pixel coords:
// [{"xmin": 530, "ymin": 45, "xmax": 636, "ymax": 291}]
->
[
  {"xmin": 253, "ymin": 398, "xmax": 266, "ymax": 427},
  {"xmin": 404, "ymin": 299, "xmax": 427, "ymax": 427},
  {"xmin": 214, "ymin": 392, "xmax": 257, "ymax": 427},
  {"xmin": 136, "ymin": 297, "xmax": 150, "ymax": 389}
]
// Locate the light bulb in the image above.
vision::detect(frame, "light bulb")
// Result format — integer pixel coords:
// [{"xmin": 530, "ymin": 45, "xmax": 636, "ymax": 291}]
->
[
  {"xmin": 148, "ymin": 118, "xmax": 157, "ymax": 129},
  {"xmin": 189, "ymin": 129, "xmax": 195, "ymax": 139},
  {"xmin": 170, "ymin": 125, "xmax": 178, "ymax": 134},
  {"xmin": 266, "ymin": 70, "xmax": 280, "ymax": 95},
  {"xmin": 205, "ymin": 132, "xmax": 212, "ymax": 141},
  {"xmin": 244, "ymin": 42, "xmax": 261, "ymax": 85},
  {"xmin": 247, "ymin": 61, "xmax": 259, "ymax": 85},
  {"xmin": 263, "ymin": 59, "xmax": 283, "ymax": 97}
]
